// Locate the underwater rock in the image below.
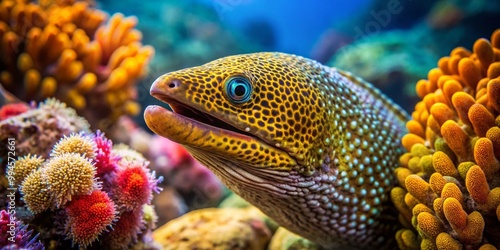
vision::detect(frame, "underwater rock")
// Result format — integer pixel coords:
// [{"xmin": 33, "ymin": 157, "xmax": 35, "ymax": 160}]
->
[
  {"xmin": 393, "ymin": 29, "xmax": 500, "ymax": 249},
  {"xmin": 153, "ymin": 207, "xmax": 273, "ymax": 250}
]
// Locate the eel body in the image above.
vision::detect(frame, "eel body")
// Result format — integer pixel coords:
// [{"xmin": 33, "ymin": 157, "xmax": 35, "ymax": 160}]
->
[{"xmin": 144, "ymin": 52, "xmax": 409, "ymax": 249}]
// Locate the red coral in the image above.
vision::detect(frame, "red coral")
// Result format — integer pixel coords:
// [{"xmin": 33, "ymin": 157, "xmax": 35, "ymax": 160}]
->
[
  {"xmin": 113, "ymin": 163, "xmax": 154, "ymax": 210},
  {"xmin": 0, "ymin": 103, "xmax": 29, "ymax": 120},
  {"xmin": 65, "ymin": 190, "xmax": 116, "ymax": 247}
]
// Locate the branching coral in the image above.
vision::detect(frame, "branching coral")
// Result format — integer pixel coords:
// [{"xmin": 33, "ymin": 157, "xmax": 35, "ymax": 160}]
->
[
  {"xmin": 393, "ymin": 29, "xmax": 500, "ymax": 249},
  {"xmin": 0, "ymin": 0, "xmax": 154, "ymax": 130}
]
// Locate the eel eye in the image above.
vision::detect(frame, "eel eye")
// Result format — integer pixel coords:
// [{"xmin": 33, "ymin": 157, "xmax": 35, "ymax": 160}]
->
[{"xmin": 224, "ymin": 76, "xmax": 252, "ymax": 104}]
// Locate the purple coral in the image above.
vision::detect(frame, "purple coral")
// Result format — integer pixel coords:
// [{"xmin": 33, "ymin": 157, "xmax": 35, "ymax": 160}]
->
[{"xmin": 0, "ymin": 210, "xmax": 43, "ymax": 250}]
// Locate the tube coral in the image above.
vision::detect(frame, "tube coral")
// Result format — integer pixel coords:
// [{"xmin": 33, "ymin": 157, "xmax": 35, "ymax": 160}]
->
[
  {"xmin": 0, "ymin": 0, "xmax": 154, "ymax": 131},
  {"xmin": 393, "ymin": 29, "xmax": 500, "ymax": 249}
]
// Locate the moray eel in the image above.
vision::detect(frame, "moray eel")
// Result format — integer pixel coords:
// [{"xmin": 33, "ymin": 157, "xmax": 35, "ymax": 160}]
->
[{"xmin": 144, "ymin": 52, "xmax": 409, "ymax": 249}]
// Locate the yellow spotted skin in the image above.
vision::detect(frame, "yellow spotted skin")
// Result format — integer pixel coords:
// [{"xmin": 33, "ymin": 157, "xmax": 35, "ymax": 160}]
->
[{"xmin": 144, "ymin": 52, "xmax": 409, "ymax": 249}]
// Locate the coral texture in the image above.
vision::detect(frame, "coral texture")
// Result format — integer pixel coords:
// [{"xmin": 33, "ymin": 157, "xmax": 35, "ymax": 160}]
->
[
  {"xmin": 2, "ymin": 107, "xmax": 162, "ymax": 248},
  {"xmin": 392, "ymin": 29, "xmax": 500, "ymax": 249},
  {"xmin": 0, "ymin": 98, "xmax": 89, "ymax": 164},
  {"xmin": 153, "ymin": 207, "xmax": 273, "ymax": 250},
  {"xmin": 0, "ymin": 0, "xmax": 154, "ymax": 130}
]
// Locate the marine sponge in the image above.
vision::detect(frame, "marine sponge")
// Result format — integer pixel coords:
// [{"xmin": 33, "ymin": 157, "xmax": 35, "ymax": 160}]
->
[
  {"xmin": 393, "ymin": 29, "xmax": 500, "ymax": 249},
  {"xmin": 0, "ymin": 0, "xmax": 154, "ymax": 130},
  {"xmin": 65, "ymin": 190, "xmax": 116, "ymax": 247},
  {"xmin": 43, "ymin": 153, "xmax": 97, "ymax": 207}
]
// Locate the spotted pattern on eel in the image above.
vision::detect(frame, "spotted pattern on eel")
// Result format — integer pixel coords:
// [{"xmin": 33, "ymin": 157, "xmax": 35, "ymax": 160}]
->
[{"xmin": 144, "ymin": 52, "xmax": 409, "ymax": 249}]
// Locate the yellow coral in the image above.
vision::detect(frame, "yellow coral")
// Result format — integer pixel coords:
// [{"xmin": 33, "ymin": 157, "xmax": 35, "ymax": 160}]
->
[
  {"xmin": 50, "ymin": 133, "xmax": 96, "ymax": 158},
  {"xmin": 44, "ymin": 153, "xmax": 97, "ymax": 207},
  {"xmin": 20, "ymin": 168, "xmax": 52, "ymax": 214},
  {"xmin": 7, "ymin": 154, "xmax": 44, "ymax": 186},
  {"xmin": 392, "ymin": 29, "xmax": 500, "ymax": 249},
  {"xmin": 0, "ymin": 0, "xmax": 154, "ymax": 131}
]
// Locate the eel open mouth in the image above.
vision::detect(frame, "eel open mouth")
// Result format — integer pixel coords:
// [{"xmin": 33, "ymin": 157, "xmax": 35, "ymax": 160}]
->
[{"xmin": 145, "ymin": 89, "xmax": 256, "ymax": 144}]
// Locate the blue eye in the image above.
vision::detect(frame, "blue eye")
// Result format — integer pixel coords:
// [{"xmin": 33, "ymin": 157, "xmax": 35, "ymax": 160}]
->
[{"xmin": 224, "ymin": 76, "xmax": 252, "ymax": 104}]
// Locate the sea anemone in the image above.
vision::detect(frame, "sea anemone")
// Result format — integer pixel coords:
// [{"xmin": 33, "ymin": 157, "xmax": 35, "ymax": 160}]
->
[
  {"xmin": 7, "ymin": 154, "xmax": 44, "ymax": 187},
  {"xmin": 50, "ymin": 132, "xmax": 96, "ymax": 159},
  {"xmin": 392, "ymin": 29, "xmax": 500, "ymax": 249},
  {"xmin": 20, "ymin": 168, "xmax": 52, "ymax": 214},
  {"xmin": 65, "ymin": 190, "xmax": 116, "ymax": 248},
  {"xmin": 44, "ymin": 153, "xmax": 97, "ymax": 207}
]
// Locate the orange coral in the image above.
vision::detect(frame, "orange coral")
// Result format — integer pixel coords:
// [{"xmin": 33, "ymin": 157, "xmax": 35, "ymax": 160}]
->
[
  {"xmin": 393, "ymin": 29, "xmax": 500, "ymax": 249},
  {"xmin": 0, "ymin": 0, "xmax": 153, "ymax": 131}
]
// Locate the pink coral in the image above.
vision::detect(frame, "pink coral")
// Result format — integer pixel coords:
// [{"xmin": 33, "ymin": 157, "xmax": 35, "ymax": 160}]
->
[{"xmin": 93, "ymin": 130, "xmax": 120, "ymax": 177}]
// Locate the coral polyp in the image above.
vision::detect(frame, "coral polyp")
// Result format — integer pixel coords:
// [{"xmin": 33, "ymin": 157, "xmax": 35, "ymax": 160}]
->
[
  {"xmin": 20, "ymin": 168, "xmax": 52, "ymax": 214},
  {"xmin": 113, "ymin": 163, "xmax": 155, "ymax": 211},
  {"xmin": 393, "ymin": 29, "xmax": 500, "ymax": 249}
]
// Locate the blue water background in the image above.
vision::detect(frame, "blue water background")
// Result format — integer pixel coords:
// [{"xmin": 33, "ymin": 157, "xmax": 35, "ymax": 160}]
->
[{"xmin": 197, "ymin": 0, "xmax": 370, "ymax": 56}]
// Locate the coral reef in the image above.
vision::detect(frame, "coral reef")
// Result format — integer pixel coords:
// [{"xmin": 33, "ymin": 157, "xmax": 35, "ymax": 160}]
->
[
  {"xmin": 153, "ymin": 207, "xmax": 274, "ymax": 250},
  {"xmin": 0, "ymin": 210, "xmax": 43, "ymax": 250},
  {"xmin": 2, "ymin": 109, "xmax": 162, "ymax": 249},
  {"xmin": 0, "ymin": 99, "xmax": 89, "ymax": 183},
  {"xmin": 0, "ymin": 0, "xmax": 154, "ymax": 131},
  {"xmin": 392, "ymin": 30, "xmax": 500, "ymax": 249}
]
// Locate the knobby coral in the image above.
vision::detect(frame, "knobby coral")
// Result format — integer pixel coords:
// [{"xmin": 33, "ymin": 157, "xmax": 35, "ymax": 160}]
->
[
  {"xmin": 0, "ymin": 0, "xmax": 154, "ymax": 130},
  {"xmin": 393, "ymin": 29, "xmax": 500, "ymax": 249}
]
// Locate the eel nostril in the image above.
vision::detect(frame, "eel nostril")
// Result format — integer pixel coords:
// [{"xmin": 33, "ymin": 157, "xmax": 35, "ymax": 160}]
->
[{"xmin": 168, "ymin": 83, "xmax": 175, "ymax": 88}]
